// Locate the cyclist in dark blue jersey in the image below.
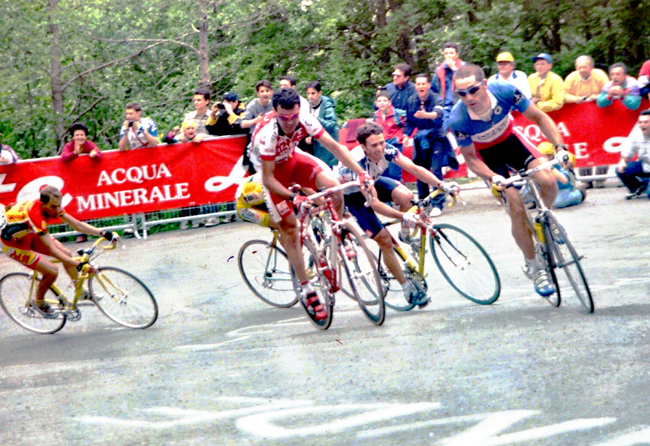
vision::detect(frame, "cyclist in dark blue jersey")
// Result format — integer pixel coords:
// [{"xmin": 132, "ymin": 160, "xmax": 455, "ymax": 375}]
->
[
  {"xmin": 449, "ymin": 64, "xmax": 569, "ymax": 298},
  {"xmin": 337, "ymin": 122, "xmax": 458, "ymax": 307}
]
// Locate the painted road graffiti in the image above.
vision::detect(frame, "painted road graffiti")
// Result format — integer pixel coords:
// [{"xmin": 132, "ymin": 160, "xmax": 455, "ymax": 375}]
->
[{"xmin": 73, "ymin": 396, "xmax": 650, "ymax": 444}]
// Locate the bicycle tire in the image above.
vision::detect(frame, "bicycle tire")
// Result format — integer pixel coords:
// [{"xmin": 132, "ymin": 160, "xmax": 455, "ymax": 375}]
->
[
  {"xmin": 429, "ymin": 223, "xmax": 501, "ymax": 305},
  {"xmin": 238, "ymin": 239, "xmax": 299, "ymax": 308},
  {"xmin": 545, "ymin": 216, "xmax": 594, "ymax": 313},
  {"xmin": 0, "ymin": 273, "xmax": 66, "ymax": 334},
  {"xmin": 89, "ymin": 267, "xmax": 158, "ymax": 328},
  {"xmin": 338, "ymin": 222, "xmax": 385, "ymax": 325},
  {"xmin": 299, "ymin": 239, "xmax": 334, "ymax": 330}
]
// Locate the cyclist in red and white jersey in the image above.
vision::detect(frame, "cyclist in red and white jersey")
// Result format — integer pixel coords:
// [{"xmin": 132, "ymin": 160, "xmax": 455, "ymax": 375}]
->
[{"xmin": 250, "ymin": 88, "xmax": 372, "ymax": 320}]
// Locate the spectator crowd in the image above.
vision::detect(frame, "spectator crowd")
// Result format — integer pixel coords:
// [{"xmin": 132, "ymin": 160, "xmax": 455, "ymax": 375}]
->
[{"xmin": 2, "ymin": 43, "xmax": 649, "ymax": 232}]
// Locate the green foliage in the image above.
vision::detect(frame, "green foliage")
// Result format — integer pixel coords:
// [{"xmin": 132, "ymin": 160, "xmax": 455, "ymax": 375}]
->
[{"xmin": 1, "ymin": 0, "xmax": 648, "ymax": 158}]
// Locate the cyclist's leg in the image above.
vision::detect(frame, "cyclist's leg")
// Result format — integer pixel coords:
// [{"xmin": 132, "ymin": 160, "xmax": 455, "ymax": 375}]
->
[
  {"xmin": 2, "ymin": 238, "xmax": 57, "ymax": 303},
  {"xmin": 527, "ymin": 157, "xmax": 559, "ymax": 209},
  {"xmin": 30, "ymin": 234, "xmax": 79, "ymax": 287},
  {"xmin": 264, "ymin": 154, "xmax": 326, "ymax": 318},
  {"xmin": 513, "ymin": 128, "xmax": 559, "ymax": 208},
  {"xmin": 384, "ymin": 179, "xmax": 413, "ymax": 212}
]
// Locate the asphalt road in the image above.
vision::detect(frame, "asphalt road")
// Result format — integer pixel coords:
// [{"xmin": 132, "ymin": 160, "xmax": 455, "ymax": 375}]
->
[{"xmin": 0, "ymin": 185, "xmax": 648, "ymax": 446}]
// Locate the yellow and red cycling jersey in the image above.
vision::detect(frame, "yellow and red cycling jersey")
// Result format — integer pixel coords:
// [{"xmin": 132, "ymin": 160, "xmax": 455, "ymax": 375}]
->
[{"xmin": 1, "ymin": 199, "xmax": 64, "ymax": 243}]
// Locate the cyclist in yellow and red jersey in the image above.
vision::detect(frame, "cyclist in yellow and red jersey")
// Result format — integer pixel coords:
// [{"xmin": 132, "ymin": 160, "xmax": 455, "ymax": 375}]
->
[
  {"xmin": 1, "ymin": 186, "xmax": 116, "ymax": 315},
  {"xmin": 249, "ymin": 88, "xmax": 372, "ymax": 321}
]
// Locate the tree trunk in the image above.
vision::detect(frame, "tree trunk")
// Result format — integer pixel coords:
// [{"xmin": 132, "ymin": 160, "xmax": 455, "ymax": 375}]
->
[
  {"xmin": 48, "ymin": 0, "xmax": 65, "ymax": 153},
  {"xmin": 198, "ymin": 0, "xmax": 210, "ymax": 87}
]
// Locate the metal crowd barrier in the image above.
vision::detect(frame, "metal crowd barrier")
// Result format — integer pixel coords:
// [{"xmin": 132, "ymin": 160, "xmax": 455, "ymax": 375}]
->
[{"xmin": 50, "ymin": 202, "xmax": 237, "ymax": 241}]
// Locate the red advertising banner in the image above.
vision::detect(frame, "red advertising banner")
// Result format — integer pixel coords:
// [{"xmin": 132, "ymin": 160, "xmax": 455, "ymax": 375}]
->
[
  {"xmin": 0, "ymin": 136, "xmax": 247, "ymax": 220},
  {"xmin": 513, "ymin": 99, "xmax": 649, "ymax": 168},
  {"xmin": 340, "ymin": 99, "xmax": 647, "ymax": 183}
]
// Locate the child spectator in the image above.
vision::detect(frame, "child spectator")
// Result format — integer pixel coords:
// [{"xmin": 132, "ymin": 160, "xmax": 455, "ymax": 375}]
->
[{"xmin": 373, "ymin": 90, "xmax": 405, "ymax": 180}]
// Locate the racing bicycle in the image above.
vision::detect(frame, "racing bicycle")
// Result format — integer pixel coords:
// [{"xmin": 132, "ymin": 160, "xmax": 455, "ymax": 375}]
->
[
  {"xmin": 499, "ymin": 158, "xmax": 594, "ymax": 313},
  {"xmin": 378, "ymin": 189, "xmax": 501, "ymax": 311},
  {"xmin": 238, "ymin": 229, "xmax": 299, "ymax": 308},
  {"xmin": 296, "ymin": 182, "xmax": 384, "ymax": 329},
  {"xmin": 0, "ymin": 236, "xmax": 159, "ymax": 334}
]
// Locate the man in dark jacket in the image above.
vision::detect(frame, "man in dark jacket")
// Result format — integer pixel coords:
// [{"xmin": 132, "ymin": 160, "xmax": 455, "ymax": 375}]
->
[{"xmin": 405, "ymin": 74, "xmax": 458, "ymax": 214}]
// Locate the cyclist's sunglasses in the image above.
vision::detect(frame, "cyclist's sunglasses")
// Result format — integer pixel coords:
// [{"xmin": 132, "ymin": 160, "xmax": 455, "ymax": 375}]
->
[
  {"xmin": 457, "ymin": 80, "xmax": 484, "ymax": 98},
  {"xmin": 276, "ymin": 112, "xmax": 300, "ymax": 121}
]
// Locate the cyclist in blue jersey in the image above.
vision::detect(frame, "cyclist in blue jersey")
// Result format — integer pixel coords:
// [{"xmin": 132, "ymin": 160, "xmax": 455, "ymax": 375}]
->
[
  {"xmin": 337, "ymin": 122, "xmax": 459, "ymax": 307},
  {"xmin": 449, "ymin": 64, "xmax": 569, "ymax": 298}
]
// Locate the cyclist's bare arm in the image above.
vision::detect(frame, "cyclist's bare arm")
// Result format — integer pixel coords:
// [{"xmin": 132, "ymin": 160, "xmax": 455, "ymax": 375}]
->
[
  {"xmin": 316, "ymin": 133, "xmax": 364, "ymax": 175},
  {"xmin": 395, "ymin": 155, "xmax": 444, "ymax": 187},
  {"xmin": 367, "ymin": 186, "xmax": 404, "ymax": 220},
  {"xmin": 60, "ymin": 213, "xmax": 104, "ymax": 239},
  {"xmin": 521, "ymin": 104, "xmax": 563, "ymax": 147},
  {"xmin": 459, "ymin": 143, "xmax": 496, "ymax": 181},
  {"xmin": 261, "ymin": 160, "xmax": 294, "ymax": 200}
]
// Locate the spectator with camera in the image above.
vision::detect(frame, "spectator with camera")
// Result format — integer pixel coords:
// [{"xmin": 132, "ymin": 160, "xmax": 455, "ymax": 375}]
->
[
  {"xmin": 206, "ymin": 91, "xmax": 247, "ymax": 136},
  {"xmin": 60, "ymin": 122, "xmax": 102, "ymax": 164},
  {"xmin": 118, "ymin": 102, "xmax": 159, "ymax": 151}
]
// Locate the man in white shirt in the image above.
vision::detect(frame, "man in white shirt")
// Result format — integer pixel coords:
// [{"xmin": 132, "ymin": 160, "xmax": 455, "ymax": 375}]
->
[
  {"xmin": 617, "ymin": 109, "xmax": 650, "ymax": 199},
  {"xmin": 487, "ymin": 52, "xmax": 532, "ymax": 99}
]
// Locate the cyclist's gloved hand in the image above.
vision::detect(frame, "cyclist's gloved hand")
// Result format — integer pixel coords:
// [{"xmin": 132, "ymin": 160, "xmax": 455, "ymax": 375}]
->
[
  {"xmin": 555, "ymin": 146, "xmax": 570, "ymax": 166},
  {"xmin": 490, "ymin": 175, "xmax": 506, "ymax": 195},
  {"xmin": 358, "ymin": 171, "xmax": 373, "ymax": 189},
  {"xmin": 292, "ymin": 192, "xmax": 309, "ymax": 211},
  {"xmin": 441, "ymin": 181, "xmax": 460, "ymax": 195},
  {"xmin": 402, "ymin": 211, "xmax": 418, "ymax": 228},
  {"xmin": 100, "ymin": 230, "xmax": 114, "ymax": 242}
]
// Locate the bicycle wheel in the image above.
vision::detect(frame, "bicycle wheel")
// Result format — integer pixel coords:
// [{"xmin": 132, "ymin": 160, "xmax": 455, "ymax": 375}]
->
[
  {"xmin": 89, "ymin": 267, "xmax": 158, "ymax": 328},
  {"xmin": 429, "ymin": 224, "xmax": 501, "ymax": 305},
  {"xmin": 338, "ymin": 222, "xmax": 385, "ymax": 325},
  {"xmin": 0, "ymin": 273, "xmax": 66, "ymax": 334},
  {"xmin": 299, "ymin": 239, "xmax": 334, "ymax": 330},
  {"xmin": 238, "ymin": 239, "xmax": 299, "ymax": 308},
  {"xmin": 544, "ymin": 215, "xmax": 594, "ymax": 313}
]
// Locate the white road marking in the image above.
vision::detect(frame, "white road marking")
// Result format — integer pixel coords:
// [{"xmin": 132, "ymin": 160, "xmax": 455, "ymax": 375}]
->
[
  {"xmin": 591, "ymin": 426, "xmax": 650, "ymax": 445},
  {"xmin": 235, "ymin": 402, "xmax": 440, "ymax": 438},
  {"xmin": 75, "ymin": 399, "xmax": 312, "ymax": 429},
  {"xmin": 174, "ymin": 335, "xmax": 251, "ymax": 351}
]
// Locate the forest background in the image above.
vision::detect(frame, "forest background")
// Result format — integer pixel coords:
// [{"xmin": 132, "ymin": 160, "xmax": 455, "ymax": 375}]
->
[{"xmin": 2, "ymin": 0, "xmax": 649, "ymax": 158}]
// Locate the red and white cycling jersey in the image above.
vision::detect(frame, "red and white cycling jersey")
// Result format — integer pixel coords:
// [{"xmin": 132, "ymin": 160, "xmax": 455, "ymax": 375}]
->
[{"xmin": 249, "ymin": 110, "xmax": 325, "ymax": 168}]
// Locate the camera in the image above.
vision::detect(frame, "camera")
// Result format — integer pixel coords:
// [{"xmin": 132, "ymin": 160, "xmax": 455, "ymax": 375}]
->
[
  {"xmin": 217, "ymin": 103, "xmax": 225, "ymax": 110},
  {"xmin": 128, "ymin": 121, "xmax": 135, "ymax": 128}
]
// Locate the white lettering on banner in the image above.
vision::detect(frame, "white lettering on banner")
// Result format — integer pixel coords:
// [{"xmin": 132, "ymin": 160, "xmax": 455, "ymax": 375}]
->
[
  {"xmin": 205, "ymin": 156, "xmax": 248, "ymax": 193},
  {"xmin": 0, "ymin": 173, "xmax": 17, "ymax": 194},
  {"xmin": 603, "ymin": 136, "xmax": 626, "ymax": 154},
  {"xmin": 73, "ymin": 397, "xmax": 621, "ymax": 442},
  {"xmin": 574, "ymin": 142, "xmax": 589, "ymax": 158},
  {"xmin": 524, "ymin": 124, "xmax": 542, "ymax": 142},
  {"xmin": 76, "ymin": 183, "xmax": 190, "ymax": 211},
  {"xmin": 97, "ymin": 164, "xmax": 172, "ymax": 187},
  {"xmin": 557, "ymin": 121, "xmax": 571, "ymax": 138}
]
